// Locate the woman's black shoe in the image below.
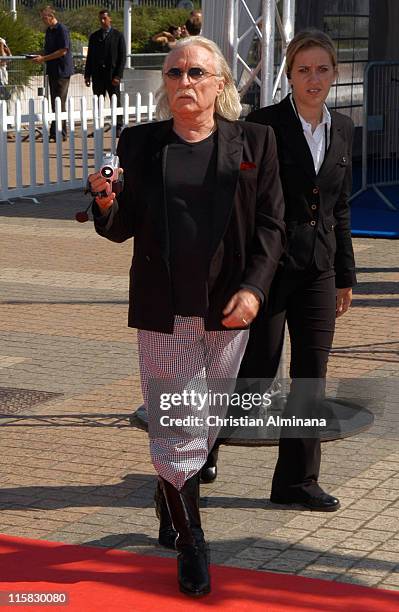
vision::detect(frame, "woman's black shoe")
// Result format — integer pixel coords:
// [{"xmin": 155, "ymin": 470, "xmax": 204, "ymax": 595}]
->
[{"xmin": 270, "ymin": 487, "xmax": 341, "ymax": 511}]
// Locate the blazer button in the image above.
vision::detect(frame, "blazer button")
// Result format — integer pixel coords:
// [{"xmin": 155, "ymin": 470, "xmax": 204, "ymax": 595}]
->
[
  {"xmin": 311, "ymin": 204, "xmax": 317, "ymax": 210},
  {"xmin": 310, "ymin": 220, "xmax": 316, "ymax": 227},
  {"xmin": 145, "ymin": 255, "xmax": 151, "ymax": 262},
  {"xmin": 312, "ymin": 187, "xmax": 319, "ymax": 194}
]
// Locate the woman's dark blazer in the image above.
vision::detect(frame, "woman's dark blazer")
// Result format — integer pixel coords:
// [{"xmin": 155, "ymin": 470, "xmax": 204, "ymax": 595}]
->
[
  {"xmin": 94, "ymin": 115, "xmax": 286, "ymax": 333},
  {"xmin": 246, "ymin": 95, "xmax": 356, "ymax": 289}
]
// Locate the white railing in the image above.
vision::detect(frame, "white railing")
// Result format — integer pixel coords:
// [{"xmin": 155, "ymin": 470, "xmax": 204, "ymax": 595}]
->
[
  {"xmin": 0, "ymin": 92, "xmax": 156, "ymax": 203},
  {"xmin": 16, "ymin": 0, "xmax": 176, "ymax": 8}
]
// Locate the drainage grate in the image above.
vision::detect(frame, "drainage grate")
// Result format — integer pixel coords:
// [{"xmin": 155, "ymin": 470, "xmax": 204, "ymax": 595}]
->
[{"xmin": 0, "ymin": 387, "xmax": 64, "ymax": 415}]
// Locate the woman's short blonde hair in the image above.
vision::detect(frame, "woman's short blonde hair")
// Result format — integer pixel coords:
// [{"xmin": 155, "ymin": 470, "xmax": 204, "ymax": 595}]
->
[
  {"xmin": 286, "ymin": 29, "xmax": 338, "ymax": 79},
  {"xmin": 156, "ymin": 36, "xmax": 242, "ymax": 121}
]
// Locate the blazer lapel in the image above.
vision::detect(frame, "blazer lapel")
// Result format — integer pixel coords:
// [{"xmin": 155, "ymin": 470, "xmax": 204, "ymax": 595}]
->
[
  {"xmin": 318, "ymin": 112, "xmax": 346, "ymax": 178},
  {"xmin": 278, "ymin": 95, "xmax": 316, "ymax": 180},
  {"xmin": 209, "ymin": 117, "xmax": 243, "ymax": 258},
  {"xmin": 146, "ymin": 119, "xmax": 173, "ymax": 262}
]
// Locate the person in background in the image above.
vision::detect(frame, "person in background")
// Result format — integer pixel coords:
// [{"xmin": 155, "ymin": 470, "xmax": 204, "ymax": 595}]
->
[
  {"xmin": 190, "ymin": 9, "xmax": 203, "ymax": 25},
  {"xmin": 238, "ymin": 29, "xmax": 357, "ymax": 512},
  {"xmin": 88, "ymin": 36, "xmax": 285, "ymax": 597},
  {"xmin": 179, "ymin": 24, "xmax": 189, "ymax": 38},
  {"xmin": 0, "ymin": 37, "xmax": 11, "ymax": 99},
  {"xmin": 185, "ymin": 16, "xmax": 202, "ymax": 36},
  {"xmin": 32, "ymin": 6, "xmax": 73, "ymax": 142},
  {"xmin": 85, "ymin": 9, "xmax": 126, "ymax": 137},
  {"xmin": 152, "ymin": 24, "xmax": 182, "ymax": 50}
]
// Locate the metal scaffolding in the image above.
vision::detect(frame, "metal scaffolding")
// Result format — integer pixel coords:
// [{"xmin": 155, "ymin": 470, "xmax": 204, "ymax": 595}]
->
[
  {"xmin": 120, "ymin": 1, "xmax": 295, "ymax": 107},
  {"xmin": 202, "ymin": 0, "xmax": 296, "ymax": 106}
]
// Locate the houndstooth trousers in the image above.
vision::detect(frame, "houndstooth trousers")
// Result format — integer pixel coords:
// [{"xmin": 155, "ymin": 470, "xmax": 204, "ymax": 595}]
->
[{"xmin": 138, "ymin": 316, "xmax": 249, "ymax": 490}]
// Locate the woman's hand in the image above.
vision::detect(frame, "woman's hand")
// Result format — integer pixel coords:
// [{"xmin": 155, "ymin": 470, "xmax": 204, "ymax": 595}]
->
[
  {"xmin": 336, "ymin": 287, "xmax": 352, "ymax": 318},
  {"xmin": 222, "ymin": 289, "xmax": 261, "ymax": 328}
]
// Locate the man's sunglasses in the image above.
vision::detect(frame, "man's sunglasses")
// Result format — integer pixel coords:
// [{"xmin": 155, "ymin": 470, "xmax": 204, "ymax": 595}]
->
[{"xmin": 164, "ymin": 67, "xmax": 218, "ymax": 81}]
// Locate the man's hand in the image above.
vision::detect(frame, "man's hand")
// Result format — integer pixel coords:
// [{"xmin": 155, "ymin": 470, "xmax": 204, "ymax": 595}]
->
[
  {"xmin": 336, "ymin": 287, "xmax": 352, "ymax": 318},
  {"xmin": 111, "ymin": 77, "xmax": 120, "ymax": 86},
  {"xmin": 31, "ymin": 49, "xmax": 66, "ymax": 64},
  {"xmin": 88, "ymin": 170, "xmax": 121, "ymax": 213},
  {"xmin": 222, "ymin": 289, "xmax": 261, "ymax": 328}
]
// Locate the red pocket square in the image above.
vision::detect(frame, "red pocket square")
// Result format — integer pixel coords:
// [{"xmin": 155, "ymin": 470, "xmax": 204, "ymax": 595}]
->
[{"xmin": 240, "ymin": 161, "xmax": 256, "ymax": 170}]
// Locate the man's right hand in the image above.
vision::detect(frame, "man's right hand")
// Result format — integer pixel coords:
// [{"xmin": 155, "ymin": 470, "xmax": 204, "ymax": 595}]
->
[{"xmin": 88, "ymin": 171, "xmax": 116, "ymax": 212}]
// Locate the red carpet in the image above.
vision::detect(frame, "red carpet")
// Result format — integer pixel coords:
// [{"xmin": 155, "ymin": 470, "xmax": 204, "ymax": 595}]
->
[{"xmin": 0, "ymin": 535, "xmax": 398, "ymax": 611}]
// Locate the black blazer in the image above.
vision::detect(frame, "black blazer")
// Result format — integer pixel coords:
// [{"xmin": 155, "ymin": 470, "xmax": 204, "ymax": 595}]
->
[
  {"xmin": 84, "ymin": 28, "xmax": 126, "ymax": 82},
  {"xmin": 247, "ymin": 95, "xmax": 356, "ymax": 288},
  {"xmin": 94, "ymin": 116, "xmax": 286, "ymax": 333}
]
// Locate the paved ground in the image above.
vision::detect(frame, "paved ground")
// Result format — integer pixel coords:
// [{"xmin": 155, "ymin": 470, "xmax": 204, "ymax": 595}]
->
[{"xmin": 0, "ymin": 190, "xmax": 398, "ymax": 593}]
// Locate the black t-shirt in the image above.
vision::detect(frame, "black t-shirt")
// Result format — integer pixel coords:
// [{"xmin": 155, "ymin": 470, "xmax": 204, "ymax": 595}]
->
[{"xmin": 165, "ymin": 130, "xmax": 218, "ymax": 316}]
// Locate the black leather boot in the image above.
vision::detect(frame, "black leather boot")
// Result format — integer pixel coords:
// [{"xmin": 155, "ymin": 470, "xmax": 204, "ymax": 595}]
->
[
  {"xmin": 201, "ymin": 443, "xmax": 219, "ymax": 483},
  {"xmin": 154, "ymin": 480, "xmax": 177, "ymax": 549},
  {"xmin": 160, "ymin": 474, "xmax": 210, "ymax": 597}
]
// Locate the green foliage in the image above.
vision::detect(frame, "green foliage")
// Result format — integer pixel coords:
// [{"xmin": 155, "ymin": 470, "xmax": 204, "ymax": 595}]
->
[
  {"xmin": 65, "ymin": 6, "xmax": 194, "ymax": 53},
  {"xmin": 62, "ymin": 7, "xmax": 123, "ymax": 39},
  {"xmin": 0, "ymin": 9, "xmax": 40, "ymax": 55},
  {"xmin": 70, "ymin": 31, "xmax": 88, "ymax": 53},
  {"xmin": 0, "ymin": 10, "xmax": 43, "ymax": 92},
  {"xmin": 131, "ymin": 7, "xmax": 190, "ymax": 53},
  {"xmin": 8, "ymin": 5, "xmax": 198, "ymax": 54},
  {"xmin": 28, "ymin": 31, "xmax": 45, "ymax": 55},
  {"xmin": 0, "ymin": 2, "xmax": 202, "ymax": 93},
  {"xmin": 70, "ymin": 32, "xmax": 88, "ymax": 73}
]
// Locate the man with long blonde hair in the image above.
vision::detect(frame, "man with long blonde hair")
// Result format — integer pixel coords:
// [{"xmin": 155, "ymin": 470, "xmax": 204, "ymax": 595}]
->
[{"xmin": 88, "ymin": 36, "xmax": 285, "ymax": 597}]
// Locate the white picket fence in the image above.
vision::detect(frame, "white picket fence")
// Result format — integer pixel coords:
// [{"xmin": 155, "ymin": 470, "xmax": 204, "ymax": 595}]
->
[{"xmin": 0, "ymin": 92, "xmax": 156, "ymax": 203}]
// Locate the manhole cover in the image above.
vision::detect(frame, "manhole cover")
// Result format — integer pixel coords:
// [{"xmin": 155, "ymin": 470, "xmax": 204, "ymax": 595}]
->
[{"xmin": 0, "ymin": 387, "xmax": 63, "ymax": 415}]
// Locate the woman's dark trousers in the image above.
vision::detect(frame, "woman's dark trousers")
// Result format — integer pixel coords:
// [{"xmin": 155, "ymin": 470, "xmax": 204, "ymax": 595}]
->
[{"xmin": 239, "ymin": 267, "xmax": 336, "ymax": 497}]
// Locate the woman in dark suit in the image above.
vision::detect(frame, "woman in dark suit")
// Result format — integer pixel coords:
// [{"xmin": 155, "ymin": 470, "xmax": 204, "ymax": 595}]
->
[{"xmin": 238, "ymin": 30, "xmax": 357, "ymax": 511}]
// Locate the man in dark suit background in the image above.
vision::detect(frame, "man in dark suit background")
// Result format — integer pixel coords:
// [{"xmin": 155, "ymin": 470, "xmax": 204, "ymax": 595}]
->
[{"xmin": 85, "ymin": 9, "xmax": 126, "ymax": 136}]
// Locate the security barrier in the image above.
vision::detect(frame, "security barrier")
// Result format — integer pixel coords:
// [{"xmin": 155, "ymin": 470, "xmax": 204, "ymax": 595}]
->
[
  {"xmin": 352, "ymin": 61, "xmax": 399, "ymax": 210},
  {"xmin": 0, "ymin": 56, "xmax": 45, "ymax": 109}
]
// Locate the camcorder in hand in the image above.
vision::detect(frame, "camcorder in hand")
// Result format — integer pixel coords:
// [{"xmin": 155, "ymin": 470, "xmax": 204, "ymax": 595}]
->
[
  {"xmin": 77, "ymin": 153, "xmax": 123, "ymax": 222},
  {"xmin": 100, "ymin": 153, "xmax": 120, "ymax": 183},
  {"xmin": 85, "ymin": 152, "xmax": 123, "ymax": 198}
]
